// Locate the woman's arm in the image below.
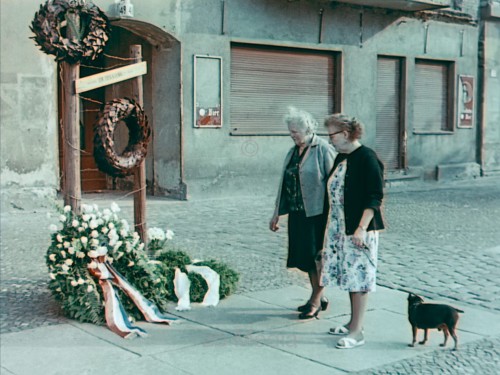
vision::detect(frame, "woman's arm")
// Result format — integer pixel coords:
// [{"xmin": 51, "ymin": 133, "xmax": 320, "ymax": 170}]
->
[{"xmin": 352, "ymin": 208, "xmax": 374, "ymax": 247}]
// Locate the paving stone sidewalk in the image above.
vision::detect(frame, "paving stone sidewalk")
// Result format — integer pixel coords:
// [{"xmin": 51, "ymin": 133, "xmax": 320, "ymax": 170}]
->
[{"xmin": 1, "ymin": 177, "xmax": 499, "ymax": 373}]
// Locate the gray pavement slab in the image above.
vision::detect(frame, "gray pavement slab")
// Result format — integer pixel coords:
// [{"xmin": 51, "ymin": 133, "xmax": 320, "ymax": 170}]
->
[
  {"xmin": 246, "ymin": 287, "xmax": 486, "ymax": 373},
  {"xmin": 71, "ymin": 319, "xmax": 233, "ymax": 356},
  {"xmin": 455, "ymin": 307, "xmax": 500, "ymax": 337},
  {"xmin": 153, "ymin": 336, "xmax": 342, "ymax": 375},
  {"xmin": 1, "ymin": 285, "xmax": 496, "ymax": 375},
  {"xmin": 0, "ymin": 324, "xmax": 140, "ymax": 375},
  {"xmin": 173, "ymin": 294, "xmax": 302, "ymax": 336}
]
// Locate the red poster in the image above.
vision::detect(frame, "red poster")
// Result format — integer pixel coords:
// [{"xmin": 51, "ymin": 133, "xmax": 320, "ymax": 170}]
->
[{"xmin": 458, "ymin": 75, "xmax": 474, "ymax": 128}]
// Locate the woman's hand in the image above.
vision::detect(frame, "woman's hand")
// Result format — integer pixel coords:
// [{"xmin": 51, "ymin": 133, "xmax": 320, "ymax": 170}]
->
[
  {"xmin": 352, "ymin": 227, "xmax": 366, "ymax": 248},
  {"xmin": 269, "ymin": 214, "xmax": 280, "ymax": 232},
  {"xmin": 353, "ymin": 210, "xmax": 373, "ymax": 248}
]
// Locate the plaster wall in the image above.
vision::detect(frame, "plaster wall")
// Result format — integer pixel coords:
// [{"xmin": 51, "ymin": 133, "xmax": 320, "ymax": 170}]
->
[
  {"xmin": 1, "ymin": 0, "xmax": 486, "ymax": 204},
  {"xmin": 483, "ymin": 20, "xmax": 500, "ymax": 175},
  {"xmin": 176, "ymin": 0, "xmax": 481, "ymax": 192},
  {"xmin": 0, "ymin": 0, "xmax": 59, "ymax": 210}
]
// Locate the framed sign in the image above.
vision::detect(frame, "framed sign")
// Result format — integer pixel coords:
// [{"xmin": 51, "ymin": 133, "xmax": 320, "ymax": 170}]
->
[
  {"xmin": 194, "ymin": 55, "xmax": 222, "ymax": 128},
  {"xmin": 457, "ymin": 75, "xmax": 474, "ymax": 128}
]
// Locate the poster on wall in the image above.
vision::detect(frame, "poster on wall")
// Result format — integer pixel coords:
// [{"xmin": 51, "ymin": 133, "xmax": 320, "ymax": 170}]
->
[
  {"xmin": 457, "ymin": 75, "xmax": 474, "ymax": 128},
  {"xmin": 194, "ymin": 55, "xmax": 222, "ymax": 128}
]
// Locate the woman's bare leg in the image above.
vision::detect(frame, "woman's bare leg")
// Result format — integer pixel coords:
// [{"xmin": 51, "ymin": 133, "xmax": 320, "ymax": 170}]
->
[
  {"xmin": 308, "ymin": 269, "xmax": 324, "ymax": 307},
  {"xmin": 347, "ymin": 292, "xmax": 368, "ymax": 338}
]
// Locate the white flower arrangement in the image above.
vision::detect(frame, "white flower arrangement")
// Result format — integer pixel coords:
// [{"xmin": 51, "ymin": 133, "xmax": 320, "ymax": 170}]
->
[
  {"xmin": 148, "ymin": 227, "xmax": 175, "ymax": 257},
  {"xmin": 46, "ymin": 203, "xmax": 239, "ymax": 326},
  {"xmin": 46, "ymin": 203, "xmax": 175, "ymax": 324}
]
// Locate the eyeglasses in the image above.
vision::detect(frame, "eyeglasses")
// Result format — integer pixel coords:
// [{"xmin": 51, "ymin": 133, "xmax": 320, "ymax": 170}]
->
[{"xmin": 328, "ymin": 130, "xmax": 344, "ymax": 138}]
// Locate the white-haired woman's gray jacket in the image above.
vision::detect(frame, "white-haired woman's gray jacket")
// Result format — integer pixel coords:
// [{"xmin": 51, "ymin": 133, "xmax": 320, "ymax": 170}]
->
[{"xmin": 274, "ymin": 135, "xmax": 336, "ymax": 217}]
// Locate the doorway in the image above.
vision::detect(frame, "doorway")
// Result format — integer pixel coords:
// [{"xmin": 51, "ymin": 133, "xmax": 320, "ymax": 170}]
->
[{"xmin": 57, "ymin": 20, "xmax": 184, "ymax": 198}]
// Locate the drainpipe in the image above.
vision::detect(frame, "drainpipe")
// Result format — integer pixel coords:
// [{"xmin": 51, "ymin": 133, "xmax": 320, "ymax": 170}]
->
[{"xmin": 477, "ymin": 8, "xmax": 487, "ymax": 176}]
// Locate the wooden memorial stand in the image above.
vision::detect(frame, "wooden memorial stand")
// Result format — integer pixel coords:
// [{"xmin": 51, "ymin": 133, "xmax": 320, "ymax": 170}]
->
[{"xmin": 65, "ymin": 44, "xmax": 148, "ymax": 244}]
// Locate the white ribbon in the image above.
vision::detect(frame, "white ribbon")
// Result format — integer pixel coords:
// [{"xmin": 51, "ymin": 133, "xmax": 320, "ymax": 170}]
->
[
  {"xmin": 173, "ymin": 264, "xmax": 221, "ymax": 310},
  {"xmin": 186, "ymin": 265, "xmax": 220, "ymax": 307},
  {"xmin": 173, "ymin": 268, "xmax": 191, "ymax": 311}
]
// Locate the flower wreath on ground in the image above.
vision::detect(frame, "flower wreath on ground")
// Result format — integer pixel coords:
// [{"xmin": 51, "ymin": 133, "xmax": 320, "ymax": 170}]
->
[{"xmin": 47, "ymin": 203, "xmax": 239, "ymax": 326}]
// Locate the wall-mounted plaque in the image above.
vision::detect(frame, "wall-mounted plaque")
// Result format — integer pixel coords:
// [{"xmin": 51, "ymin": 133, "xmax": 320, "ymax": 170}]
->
[{"xmin": 194, "ymin": 55, "xmax": 222, "ymax": 128}]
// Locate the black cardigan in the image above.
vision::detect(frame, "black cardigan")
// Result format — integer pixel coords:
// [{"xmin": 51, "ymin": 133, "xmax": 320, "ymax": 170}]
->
[{"xmin": 330, "ymin": 145, "xmax": 385, "ymax": 235}]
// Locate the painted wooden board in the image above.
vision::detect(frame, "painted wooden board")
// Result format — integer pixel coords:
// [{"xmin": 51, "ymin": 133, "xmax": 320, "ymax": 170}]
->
[{"xmin": 75, "ymin": 61, "xmax": 147, "ymax": 94}]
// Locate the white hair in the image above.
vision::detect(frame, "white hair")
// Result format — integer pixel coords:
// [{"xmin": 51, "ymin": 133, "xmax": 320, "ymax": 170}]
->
[{"xmin": 284, "ymin": 106, "xmax": 318, "ymax": 134}]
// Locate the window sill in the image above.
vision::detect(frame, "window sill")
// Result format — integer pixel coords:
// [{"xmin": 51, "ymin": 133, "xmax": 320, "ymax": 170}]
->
[{"xmin": 412, "ymin": 130, "xmax": 454, "ymax": 135}]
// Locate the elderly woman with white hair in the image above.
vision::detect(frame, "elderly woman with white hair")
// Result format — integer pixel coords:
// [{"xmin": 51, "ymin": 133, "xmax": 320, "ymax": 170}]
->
[{"xmin": 270, "ymin": 107, "xmax": 336, "ymax": 319}]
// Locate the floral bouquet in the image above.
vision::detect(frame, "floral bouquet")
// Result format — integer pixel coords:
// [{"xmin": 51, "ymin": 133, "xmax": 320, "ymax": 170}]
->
[
  {"xmin": 46, "ymin": 203, "xmax": 171, "ymax": 324},
  {"xmin": 46, "ymin": 202, "xmax": 239, "ymax": 326}
]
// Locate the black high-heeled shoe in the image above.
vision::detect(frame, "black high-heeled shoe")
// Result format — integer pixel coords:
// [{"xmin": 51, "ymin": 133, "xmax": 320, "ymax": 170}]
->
[
  {"xmin": 297, "ymin": 297, "xmax": 329, "ymax": 312},
  {"xmin": 320, "ymin": 297, "xmax": 329, "ymax": 311},
  {"xmin": 298, "ymin": 304, "xmax": 322, "ymax": 320}
]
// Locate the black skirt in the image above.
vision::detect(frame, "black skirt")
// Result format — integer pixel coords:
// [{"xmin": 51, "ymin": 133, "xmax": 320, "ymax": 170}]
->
[{"xmin": 287, "ymin": 210, "xmax": 328, "ymax": 272}]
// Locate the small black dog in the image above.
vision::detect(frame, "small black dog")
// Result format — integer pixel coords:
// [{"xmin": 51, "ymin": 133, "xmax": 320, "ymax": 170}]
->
[{"xmin": 407, "ymin": 293, "xmax": 464, "ymax": 350}]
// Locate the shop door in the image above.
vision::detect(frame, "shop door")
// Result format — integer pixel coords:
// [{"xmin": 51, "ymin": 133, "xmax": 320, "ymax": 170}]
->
[
  {"xmin": 230, "ymin": 44, "xmax": 337, "ymax": 135},
  {"xmin": 376, "ymin": 56, "xmax": 405, "ymax": 170}
]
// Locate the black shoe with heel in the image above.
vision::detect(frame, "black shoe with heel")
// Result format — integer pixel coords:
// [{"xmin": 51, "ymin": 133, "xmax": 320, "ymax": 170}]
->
[
  {"xmin": 320, "ymin": 297, "xmax": 329, "ymax": 311},
  {"xmin": 297, "ymin": 297, "xmax": 329, "ymax": 312},
  {"xmin": 298, "ymin": 304, "xmax": 322, "ymax": 320}
]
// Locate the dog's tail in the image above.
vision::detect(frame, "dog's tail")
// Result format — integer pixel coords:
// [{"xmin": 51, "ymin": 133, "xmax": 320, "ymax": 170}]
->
[{"xmin": 454, "ymin": 308, "xmax": 465, "ymax": 313}]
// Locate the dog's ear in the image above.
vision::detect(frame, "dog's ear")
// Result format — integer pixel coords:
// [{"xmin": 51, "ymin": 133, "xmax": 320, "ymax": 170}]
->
[{"xmin": 411, "ymin": 294, "xmax": 424, "ymax": 303}]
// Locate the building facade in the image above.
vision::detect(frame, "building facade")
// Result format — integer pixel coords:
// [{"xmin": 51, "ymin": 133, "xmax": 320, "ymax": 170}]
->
[{"xmin": 1, "ymin": 0, "xmax": 499, "ymax": 206}]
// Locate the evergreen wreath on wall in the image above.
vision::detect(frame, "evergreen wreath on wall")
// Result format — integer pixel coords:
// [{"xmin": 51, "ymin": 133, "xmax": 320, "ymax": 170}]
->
[{"xmin": 30, "ymin": 0, "xmax": 110, "ymax": 63}]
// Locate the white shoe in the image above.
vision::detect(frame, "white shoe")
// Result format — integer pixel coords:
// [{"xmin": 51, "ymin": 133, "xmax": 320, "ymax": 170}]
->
[{"xmin": 336, "ymin": 336, "xmax": 365, "ymax": 349}]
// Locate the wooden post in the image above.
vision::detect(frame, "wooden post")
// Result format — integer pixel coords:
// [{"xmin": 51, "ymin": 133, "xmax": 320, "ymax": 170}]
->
[
  {"xmin": 130, "ymin": 45, "xmax": 147, "ymax": 248},
  {"xmin": 62, "ymin": 15, "xmax": 81, "ymax": 214}
]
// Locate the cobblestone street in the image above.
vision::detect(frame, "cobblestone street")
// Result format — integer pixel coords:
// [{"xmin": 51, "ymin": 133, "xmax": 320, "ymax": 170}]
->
[{"xmin": 1, "ymin": 177, "xmax": 499, "ymax": 373}]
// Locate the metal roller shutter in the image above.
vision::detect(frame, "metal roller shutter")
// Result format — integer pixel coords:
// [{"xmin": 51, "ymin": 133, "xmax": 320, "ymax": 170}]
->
[
  {"xmin": 376, "ymin": 57, "xmax": 403, "ymax": 170},
  {"xmin": 413, "ymin": 60, "xmax": 449, "ymax": 132},
  {"xmin": 230, "ymin": 45, "xmax": 335, "ymax": 135}
]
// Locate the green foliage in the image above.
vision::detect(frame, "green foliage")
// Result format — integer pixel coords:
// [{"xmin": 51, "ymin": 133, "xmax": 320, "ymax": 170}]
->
[
  {"xmin": 155, "ymin": 250, "xmax": 240, "ymax": 303},
  {"xmin": 193, "ymin": 260, "xmax": 240, "ymax": 299}
]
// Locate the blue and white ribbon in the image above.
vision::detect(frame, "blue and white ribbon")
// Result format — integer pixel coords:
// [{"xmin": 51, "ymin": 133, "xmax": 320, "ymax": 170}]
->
[{"xmin": 89, "ymin": 258, "xmax": 177, "ymax": 338}]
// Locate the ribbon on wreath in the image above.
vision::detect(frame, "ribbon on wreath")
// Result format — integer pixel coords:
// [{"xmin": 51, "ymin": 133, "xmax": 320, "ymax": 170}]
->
[
  {"xmin": 173, "ymin": 264, "xmax": 221, "ymax": 311},
  {"xmin": 89, "ymin": 257, "xmax": 177, "ymax": 338}
]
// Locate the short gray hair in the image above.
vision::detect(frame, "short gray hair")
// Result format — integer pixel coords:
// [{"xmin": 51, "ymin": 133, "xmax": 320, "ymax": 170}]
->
[{"xmin": 284, "ymin": 106, "xmax": 318, "ymax": 134}]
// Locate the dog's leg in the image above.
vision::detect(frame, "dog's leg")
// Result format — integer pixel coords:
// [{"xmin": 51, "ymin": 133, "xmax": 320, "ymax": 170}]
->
[
  {"xmin": 440, "ymin": 325, "xmax": 449, "ymax": 347},
  {"xmin": 419, "ymin": 329, "xmax": 428, "ymax": 345},
  {"xmin": 449, "ymin": 326, "xmax": 459, "ymax": 351},
  {"xmin": 409, "ymin": 325, "xmax": 417, "ymax": 347}
]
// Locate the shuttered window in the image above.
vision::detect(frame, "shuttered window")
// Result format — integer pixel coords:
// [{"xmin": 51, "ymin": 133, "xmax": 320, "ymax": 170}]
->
[
  {"xmin": 413, "ymin": 59, "xmax": 453, "ymax": 132},
  {"xmin": 230, "ymin": 45, "xmax": 336, "ymax": 135},
  {"xmin": 376, "ymin": 57, "xmax": 403, "ymax": 170}
]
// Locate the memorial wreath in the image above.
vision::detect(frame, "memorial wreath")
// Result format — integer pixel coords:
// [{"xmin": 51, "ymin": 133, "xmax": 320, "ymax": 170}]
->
[{"xmin": 30, "ymin": 0, "xmax": 110, "ymax": 63}]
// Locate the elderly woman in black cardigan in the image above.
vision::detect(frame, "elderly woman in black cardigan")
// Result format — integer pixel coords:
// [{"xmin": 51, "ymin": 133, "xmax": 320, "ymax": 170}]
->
[{"xmin": 319, "ymin": 114, "xmax": 385, "ymax": 349}]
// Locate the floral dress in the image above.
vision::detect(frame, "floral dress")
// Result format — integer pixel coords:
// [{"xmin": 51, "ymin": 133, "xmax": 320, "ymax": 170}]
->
[{"xmin": 318, "ymin": 160, "xmax": 379, "ymax": 292}]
